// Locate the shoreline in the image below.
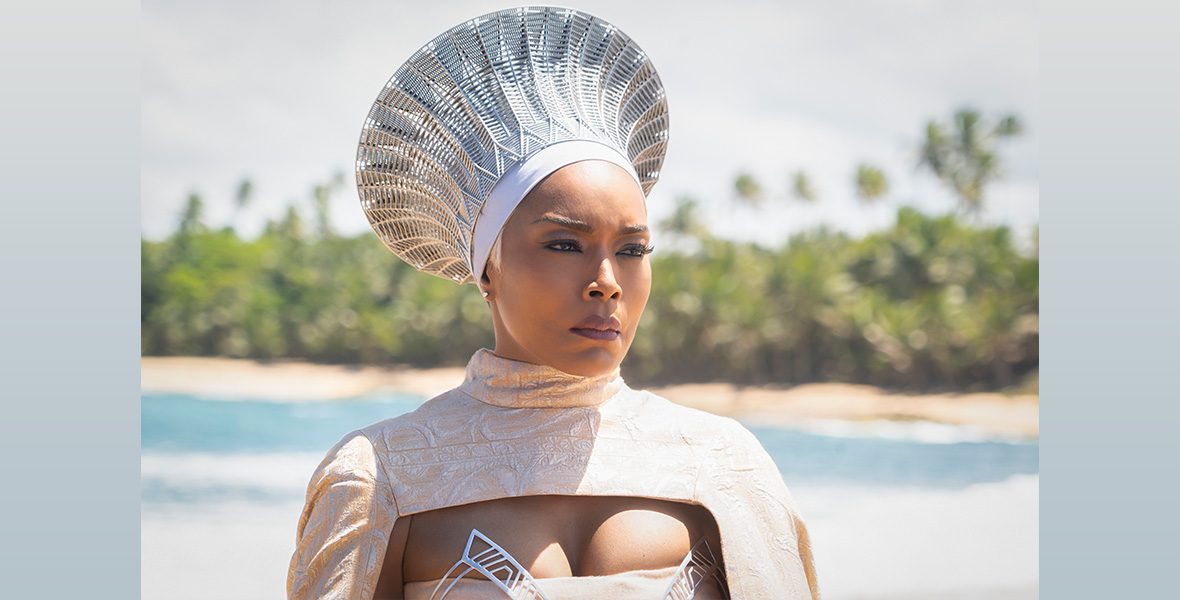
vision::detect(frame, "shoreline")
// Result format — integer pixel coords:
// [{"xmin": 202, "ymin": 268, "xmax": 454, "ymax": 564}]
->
[{"xmin": 141, "ymin": 356, "xmax": 1038, "ymax": 439}]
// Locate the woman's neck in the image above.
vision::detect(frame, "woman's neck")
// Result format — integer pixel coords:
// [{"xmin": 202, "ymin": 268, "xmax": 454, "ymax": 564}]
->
[{"xmin": 458, "ymin": 349, "xmax": 624, "ymax": 408}]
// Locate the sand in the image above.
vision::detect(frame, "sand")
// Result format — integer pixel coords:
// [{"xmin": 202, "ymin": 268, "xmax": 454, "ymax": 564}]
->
[
  {"xmin": 141, "ymin": 356, "xmax": 468, "ymax": 401},
  {"xmin": 141, "ymin": 356, "xmax": 1038, "ymax": 438}
]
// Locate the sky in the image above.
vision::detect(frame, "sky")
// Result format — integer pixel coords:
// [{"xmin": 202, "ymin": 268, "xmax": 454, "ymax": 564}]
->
[{"xmin": 142, "ymin": 0, "xmax": 1039, "ymax": 247}]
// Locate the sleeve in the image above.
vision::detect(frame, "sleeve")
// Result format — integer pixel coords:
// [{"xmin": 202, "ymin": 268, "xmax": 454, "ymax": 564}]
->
[
  {"xmin": 287, "ymin": 430, "xmax": 399, "ymax": 600},
  {"xmin": 791, "ymin": 497, "xmax": 821, "ymax": 600},
  {"xmin": 737, "ymin": 419, "xmax": 821, "ymax": 599},
  {"xmin": 697, "ymin": 418, "xmax": 822, "ymax": 600}
]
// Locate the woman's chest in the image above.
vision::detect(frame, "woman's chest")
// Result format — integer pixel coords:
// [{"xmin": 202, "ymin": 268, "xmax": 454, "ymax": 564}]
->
[{"xmin": 401, "ymin": 495, "xmax": 719, "ymax": 582}]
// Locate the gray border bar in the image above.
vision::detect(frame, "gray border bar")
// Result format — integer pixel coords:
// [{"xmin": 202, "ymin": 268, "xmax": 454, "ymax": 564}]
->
[{"xmin": 0, "ymin": 0, "xmax": 140, "ymax": 596}]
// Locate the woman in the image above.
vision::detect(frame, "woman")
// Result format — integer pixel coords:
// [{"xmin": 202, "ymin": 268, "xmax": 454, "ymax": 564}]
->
[{"xmin": 288, "ymin": 7, "xmax": 819, "ymax": 599}]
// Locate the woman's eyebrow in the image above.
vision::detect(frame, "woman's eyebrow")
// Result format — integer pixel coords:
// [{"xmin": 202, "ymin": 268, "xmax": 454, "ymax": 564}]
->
[
  {"xmin": 532, "ymin": 214, "xmax": 593, "ymax": 232},
  {"xmin": 532, "ymin": 214, "xmax": 649, "ymax": 235}
]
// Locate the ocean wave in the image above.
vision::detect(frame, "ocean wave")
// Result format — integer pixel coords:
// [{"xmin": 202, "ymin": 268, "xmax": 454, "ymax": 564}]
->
[
  {"xmin": 142, "ymin": 451, "xmax": 324, "ymax": 506},
  {"xmin": 769, "ymin": 417, "xmax": 1036, "ymax": 444}
]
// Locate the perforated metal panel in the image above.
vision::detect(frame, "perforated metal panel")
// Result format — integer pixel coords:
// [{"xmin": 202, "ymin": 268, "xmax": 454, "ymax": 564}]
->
[{"xmin": 356, "ymin": 6, "xmax": 670, "ymax": 284}]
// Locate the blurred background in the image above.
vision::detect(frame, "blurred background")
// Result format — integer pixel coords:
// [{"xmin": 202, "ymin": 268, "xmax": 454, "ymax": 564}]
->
[{"xmin": 141, "ymin": 1, "xmax": 1038, "ymax": 598}]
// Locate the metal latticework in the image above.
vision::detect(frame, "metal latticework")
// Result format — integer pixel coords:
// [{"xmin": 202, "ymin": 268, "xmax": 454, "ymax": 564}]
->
[
  {"xmin": 429, "ymin": 529, "xmax": 725, "ymax": 600},
  {"xmin": 428, "ymin": 529, "xmax": 550, "ymax": 600},
  {"xmin": 356, "ymin": 6, "xmax": 670, "ymax": 284},
  {"xmin": 662, "ymin": 537, "xmax": 728, "ymax": 600}
]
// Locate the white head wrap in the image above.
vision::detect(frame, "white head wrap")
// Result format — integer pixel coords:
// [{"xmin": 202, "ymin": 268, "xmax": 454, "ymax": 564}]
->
[{"xmin": 470, "ymin": 140, "xmax": 640, "ymax": 281}]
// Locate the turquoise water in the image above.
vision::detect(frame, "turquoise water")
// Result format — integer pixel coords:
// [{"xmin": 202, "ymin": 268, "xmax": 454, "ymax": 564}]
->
[
  {"xmin": 748, "ymin": 423, "xmax": 1037, "ymax": 488},
  {"xmin": 142, "ymin": 393, "xmax": 1038, "ymax": 505},
  {"xmin": 142, "ymin": 392, "xmax": 425, "ymax": 454}
]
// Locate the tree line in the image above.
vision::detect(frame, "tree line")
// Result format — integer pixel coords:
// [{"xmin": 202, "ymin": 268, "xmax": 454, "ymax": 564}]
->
[
  {"xmin": 142, "ymin": 107, "xmax": 1036, "ymax": 391},
  {"xmin": 142, "ymin": 208, "xmax": 1036, "ymax": 391}
]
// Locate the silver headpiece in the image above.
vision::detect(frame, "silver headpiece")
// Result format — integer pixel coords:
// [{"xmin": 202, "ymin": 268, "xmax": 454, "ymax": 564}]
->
[{"xmin": 356, "ymin": 6, "xmax": 670, "ymax": 284}]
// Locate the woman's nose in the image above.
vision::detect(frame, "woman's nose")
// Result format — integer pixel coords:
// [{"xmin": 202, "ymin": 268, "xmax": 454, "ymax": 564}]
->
[{"xmin": 585, "ymin": 258, "xmax": 622, "ymax": 300}]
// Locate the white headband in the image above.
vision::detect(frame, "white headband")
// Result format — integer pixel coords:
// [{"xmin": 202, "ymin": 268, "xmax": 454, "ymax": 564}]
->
[{"xmin": 469, "ymin": 139, "xmax": 642, "ymax": 280}]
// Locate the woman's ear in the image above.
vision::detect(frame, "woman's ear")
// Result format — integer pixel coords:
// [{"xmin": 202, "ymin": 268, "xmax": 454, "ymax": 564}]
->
[{"xmin": 480, "ymin": 272, "xmax": 494, "ymax": 301}]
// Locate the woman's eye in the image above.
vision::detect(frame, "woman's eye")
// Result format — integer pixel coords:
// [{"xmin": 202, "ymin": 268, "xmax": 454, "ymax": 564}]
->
[
  {"xmin": 619, "ymin": 244, "xmax": 655, "ymax": 258},
  {"xmin": 546, "ymin": 240, "xmax": 581, "ymax": 252}
]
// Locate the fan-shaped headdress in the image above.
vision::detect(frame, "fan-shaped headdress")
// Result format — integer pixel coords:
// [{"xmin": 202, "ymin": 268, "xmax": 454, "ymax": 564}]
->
[{"xmin": 356, "ymin": 6, "xmax": 669, "ymax": 284}]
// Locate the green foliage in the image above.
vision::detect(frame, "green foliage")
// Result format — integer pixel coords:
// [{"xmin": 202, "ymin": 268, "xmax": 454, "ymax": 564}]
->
[
  {"xmin": 627, "ymin": 207, "xmax": 1038, "ymax": 389},
  {"xmin": 733, "ymin": 173, "xmax": 763, "ymax": 205},
  {"xmin": 142, "ymin": 208, "xmax": 1038, "ymax": 390},
  {"xmin": 179, "ymin": 193, "xmax": 205, "ymax": 235},
  {"xmin": 141, "ymin": 226, "xmax": 495, "ymax": 365},
  {"xmin": 235, "ymin": 179, "xmax": 253, "ymax": 211},
  {"xmin": 918, "ymin": 107, "xmax": 1023, "ymax": 213},
  {"xmin": 791, "ymin": 171, "xmax": 818, "ymax": 202},
  {"xmin": 657, "ymin": 195, "xmax": 709, "ymax": 253},
  {"xmin": 311, "ymin": 171, "xmax": 346, "ymax": 239},
  {"xmin": 855, "ymin": 164, "xmax": 888, "ymax": 202}
]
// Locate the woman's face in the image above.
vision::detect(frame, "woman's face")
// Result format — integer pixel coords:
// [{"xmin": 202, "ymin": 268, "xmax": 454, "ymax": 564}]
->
[{"xmin": 484, "ymin": 160, "xmax": 652, "ymax": 378}]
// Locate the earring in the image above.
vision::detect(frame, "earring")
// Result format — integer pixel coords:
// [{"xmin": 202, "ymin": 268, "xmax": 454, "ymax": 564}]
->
[{"xmin": 481, "ymin": 289, "xmax": 491, "ymax": 300}]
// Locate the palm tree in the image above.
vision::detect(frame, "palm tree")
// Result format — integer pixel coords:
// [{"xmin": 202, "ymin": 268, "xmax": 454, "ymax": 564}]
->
[
  {"xmin": 791, "ymin": 170, "xmax": 818, "ymax": 202},
  {"xmin": 179, "ymin": 192, "xmax": 205, "ymax": 234},
  {"xmin": 275, "ymin": 205, "xmax": 304, "ymax": 242},
  {"xmin": 733, "ymin": 172, "xmax": 763, "ymax": 206},
  {"xmin": 658, "ymin": 195, "xmax": 708, "ymax": 240},
  {"xmin": 311, "ymin": 171, "xmax": 346, "ymax": 239},
  {"xmin": 854, "ymin": 164, "xmax": 888, "ymax": 203},
  {"xmin": 233, "ymin": 178, "xmax": 254, "ymax": 228},
  {"xmin": 917, "ymin": 107, "xmax": 1023, "ymax": 213}
]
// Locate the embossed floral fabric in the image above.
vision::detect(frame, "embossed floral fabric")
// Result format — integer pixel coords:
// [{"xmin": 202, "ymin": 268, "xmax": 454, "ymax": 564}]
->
[{"xmin": 288, "ymin": 350, "xmax": 820, "ymax": 599}]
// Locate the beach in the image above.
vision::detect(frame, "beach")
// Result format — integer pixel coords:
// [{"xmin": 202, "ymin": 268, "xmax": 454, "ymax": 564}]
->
[
  {"xmin": 141, "ymin": 356, "xmax": 1038, "ymax": 599},
  {"xmin": 141, "ymin": 356, "xmax": 1038, "ymax": 438}
]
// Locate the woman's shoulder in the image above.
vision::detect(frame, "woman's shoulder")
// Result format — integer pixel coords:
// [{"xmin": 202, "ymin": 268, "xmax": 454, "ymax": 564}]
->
[
  {"xmin": 614, "ymin": 387, "xmax": 762, "ymax": 446},
  {"xmin": 621, "ymin": 385, "xmax": 737, "ymax": 420},
  {"xmin": 354, "ymin": 387, "xmax": 479, "ymax": 443}
]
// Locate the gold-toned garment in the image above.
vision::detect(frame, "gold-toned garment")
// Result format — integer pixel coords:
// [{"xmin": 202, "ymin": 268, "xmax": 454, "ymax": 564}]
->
[{"xmin": 288, "ymin": 350, "xmax": 821, "ymax": 599}]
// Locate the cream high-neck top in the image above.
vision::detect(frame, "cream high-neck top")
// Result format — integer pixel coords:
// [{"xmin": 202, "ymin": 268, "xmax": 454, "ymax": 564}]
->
[{"xmin": 288, "ymin": 350, "xmax": 820, "ymax": 599}]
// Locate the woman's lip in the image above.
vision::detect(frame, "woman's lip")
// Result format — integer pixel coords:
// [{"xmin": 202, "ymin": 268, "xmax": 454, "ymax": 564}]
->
[
  {"xmin": 573, "ymin": 314, "xmax": 623, "ymax": 330},
  {"xmin": 570, "ymin": 328, "xmax": 620, "ymax": 341}
]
